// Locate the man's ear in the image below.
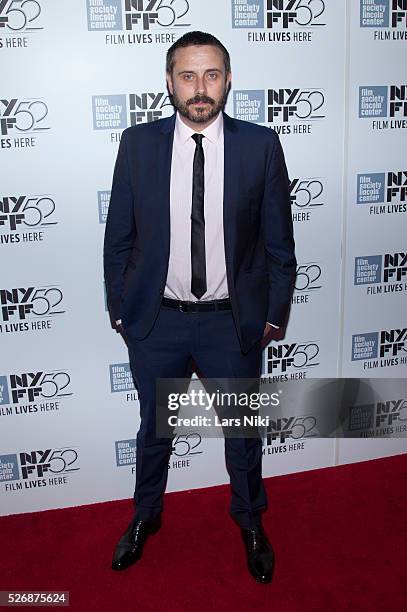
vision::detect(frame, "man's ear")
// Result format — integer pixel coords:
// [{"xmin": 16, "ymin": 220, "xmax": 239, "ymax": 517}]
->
[
  {"xmin": 166, "ymin": 73, "xmax": 174, "ymax": 95},
  {"xmin": 226, "ymin": 71, "xmax": 232, "ymax": 91}
]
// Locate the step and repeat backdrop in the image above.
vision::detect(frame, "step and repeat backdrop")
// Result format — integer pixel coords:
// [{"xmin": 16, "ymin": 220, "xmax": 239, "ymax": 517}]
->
[{"xmin": 1, "ymin": 0, "xmax": 406, "ymax": 515}]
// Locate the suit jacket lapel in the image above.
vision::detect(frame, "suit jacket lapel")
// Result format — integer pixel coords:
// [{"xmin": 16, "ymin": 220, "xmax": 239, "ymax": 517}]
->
[
  {"xmin": 223, "ymin": 112, "xmax": 240, "ymax": 269},
  {"xmin": 158, "ymin": 113, "xmax": 176, "ymax": 265}
]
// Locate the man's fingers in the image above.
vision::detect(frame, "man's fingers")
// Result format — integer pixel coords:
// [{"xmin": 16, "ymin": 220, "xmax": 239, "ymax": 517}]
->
[{"xmin": 263, "ymin": 323, "xmax": 272, "ymax": 337}]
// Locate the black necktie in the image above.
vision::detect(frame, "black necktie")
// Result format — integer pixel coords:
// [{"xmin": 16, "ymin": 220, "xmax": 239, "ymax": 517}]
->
[{"xmin": 191, "ymin": 133, "xmax": 206, "ymax": 299}]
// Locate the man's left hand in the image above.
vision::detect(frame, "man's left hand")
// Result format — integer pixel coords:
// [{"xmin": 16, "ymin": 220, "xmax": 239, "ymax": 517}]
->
[
  {"xmin": 262, "ymin": 322, "xmax": 280, "ymax": 348},
  {"xmin": 264, "ymin": 322, "xmax": 279, "ymax": 337}
]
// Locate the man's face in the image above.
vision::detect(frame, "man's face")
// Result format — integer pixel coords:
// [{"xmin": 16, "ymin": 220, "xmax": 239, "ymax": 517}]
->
[{"xmin": 167, "ymin": 44, "xmax": 231, "ymax": 127}]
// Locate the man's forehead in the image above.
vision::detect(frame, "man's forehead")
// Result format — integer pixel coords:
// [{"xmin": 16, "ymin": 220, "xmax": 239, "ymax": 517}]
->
[{"xmin": 173, "ymin": 44, "xmax": 224, "ymax": 69}]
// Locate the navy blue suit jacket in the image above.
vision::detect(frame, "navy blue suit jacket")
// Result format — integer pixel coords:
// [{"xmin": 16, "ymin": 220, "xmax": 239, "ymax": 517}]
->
[{"xmin": 104, "ymin": 112, "xmax": 296, "ymax": 353}]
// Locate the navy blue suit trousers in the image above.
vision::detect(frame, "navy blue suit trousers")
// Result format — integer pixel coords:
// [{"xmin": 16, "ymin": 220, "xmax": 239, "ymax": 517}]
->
[{"xmin": 124, "ymin": 304, "xmax": 267, "ymax": 530}]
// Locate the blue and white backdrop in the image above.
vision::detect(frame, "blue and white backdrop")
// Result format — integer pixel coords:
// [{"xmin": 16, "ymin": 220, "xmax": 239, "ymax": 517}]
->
[{"xmin": 1, "ymin": 0, "xmax": 406, "ymax": 514}]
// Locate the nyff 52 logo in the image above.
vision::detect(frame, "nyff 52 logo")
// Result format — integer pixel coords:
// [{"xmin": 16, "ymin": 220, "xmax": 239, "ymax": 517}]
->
[
  {"xmin": 0, "ymin": 98, "xmax": 49, "ymax": 135},
  {"xmin": 0, "ymin": 371, "xmax": 72, "ymax": 405},
  {"xmin": 231, "ymin": 0, "xmax": 326, "ymax": 29},
  {"xmin": 0, "ymin": 448, "xmax": 79, "ymax": 482},
  {"xmin": 290, "ymin": 176, "xmax": 325, "ymax": 222},
  {"xmin": 233, "ymin": 88, "xmax": 325, "ymax": 134},
  {"xmin": 265, "ymin": 0, "xmax": 325, "ymax": 28},
  {"xmin": 0, "ymin": 0, "xmax": 43, "ymax": 32},
  {"xmin": 294, "ymin": 262, "xmax": 322, "ymax": 291},
  {"xmin": 267, "ymin": 88, "xmax": 325, "ymax": 122},
  {"xmin": 123, "ymin": 0, "xmax": 190, "ymax": 30},
  {"xmin": 0, "ymin": 195, "xmax": 57, "ymax": 231},
  {"xmin": 0, "ymin": 286, "xmax": 64, "ymax": 321},
  {"xmin": 18, "ymin": 448, "xmax": 79, "ymax": 479},
  {"xmin": 264, "ymin": 340, "xmax": 320, "ymax": 375},
  {"xmin": 290, "ymin": 177, "xmax": 324, "ymax": 208},
  {"xmin": 264, "ymin": 414, "xmax": 317, "ymax": 446}
]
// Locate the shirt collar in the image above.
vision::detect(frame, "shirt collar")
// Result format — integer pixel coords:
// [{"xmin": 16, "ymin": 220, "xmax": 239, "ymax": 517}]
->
[{"xmin": 175, "ymin": 110, "xmax": 223, "ymax": 145}]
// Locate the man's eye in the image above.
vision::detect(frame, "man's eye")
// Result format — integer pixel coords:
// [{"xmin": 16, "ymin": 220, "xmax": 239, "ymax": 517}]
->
[
  {"xmin": 207, "ymin": 73, "xmax": 217, "ymax": 80},
  {"xmin": 183, "ymin": 74, "xmax": 194, "ymax": 81}
]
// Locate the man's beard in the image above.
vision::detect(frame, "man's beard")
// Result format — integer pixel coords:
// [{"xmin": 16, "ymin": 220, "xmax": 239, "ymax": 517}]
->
[{"xmin": 171, "ymin": 87, "xmax": 229, "ymax": 124}]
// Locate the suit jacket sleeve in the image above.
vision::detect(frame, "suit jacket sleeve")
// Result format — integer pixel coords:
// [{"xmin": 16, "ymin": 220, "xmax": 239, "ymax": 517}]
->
[
  {"xmin": 262, "ymin": 131, "xmax": 297, "ymax": 327},
  {"xmin": 103, "ymin": 128, "xmax": 136, "ymax": 322}
]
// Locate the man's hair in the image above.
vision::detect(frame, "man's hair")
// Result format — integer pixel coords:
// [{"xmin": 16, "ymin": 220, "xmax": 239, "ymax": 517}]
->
[{"xmin": 166, "ymin": 31, "xmax": 231, "ymax": 75}]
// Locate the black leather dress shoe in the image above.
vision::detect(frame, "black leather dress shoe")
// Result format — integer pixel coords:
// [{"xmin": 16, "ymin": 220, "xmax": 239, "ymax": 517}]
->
[
  {"xmin": 112, "ymin": 516, "xmax": 161, "ymax": 571},
  {"xmin": 241, "ymin": 525, "xmax": 275, "ymax": 583}
]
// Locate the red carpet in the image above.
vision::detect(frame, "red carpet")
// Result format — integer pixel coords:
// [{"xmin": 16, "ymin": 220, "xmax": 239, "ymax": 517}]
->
[{"xmin": 1, "ymin": 454, "xmax": 407, "ymax": 611}]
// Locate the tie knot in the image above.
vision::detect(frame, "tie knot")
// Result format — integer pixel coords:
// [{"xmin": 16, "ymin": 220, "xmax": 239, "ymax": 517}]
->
[{"xmin": 192, "ymin": 133, "xmax": 204, "ymax": 146}]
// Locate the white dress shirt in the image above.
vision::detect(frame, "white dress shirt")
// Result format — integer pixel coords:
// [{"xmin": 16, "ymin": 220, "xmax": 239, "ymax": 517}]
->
[{"xmin": 165, "ymin": 111, "xmax": 228, "ymax": 301}]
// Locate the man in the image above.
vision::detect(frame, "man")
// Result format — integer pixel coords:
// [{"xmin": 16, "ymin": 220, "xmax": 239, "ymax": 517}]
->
[{"xmin": 104, "ymin": 31, "xmax": 296, "ymax": 584}]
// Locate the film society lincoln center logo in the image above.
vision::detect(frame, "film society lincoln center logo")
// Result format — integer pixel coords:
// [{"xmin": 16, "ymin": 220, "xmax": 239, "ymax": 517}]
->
[
  {"xmin": 109, "ymin": 362, "xmax": 138, "ymax": 402},
  {"xmin": 359, "ymin": 84, "xmax": 407, "ymax": 130},
  {"xmin": 360, "ymin": 0, "xmax": 407, "ymax": 40},
  {"xmin": 115, "ymin": 434, "xmax": 203, "ymax": 471},
  {"xmin": 98, "ymin": 190, "xmax": 111, "ymax": 223},
  {"xmin": 0, "ymin": 447, "xmax": 80, "ymax": 492},
  {"xmin": 231, "ymin": 0, "xmax": 326, "ymax": 43},
  {"xmin": 233, "ymin": 87, "xmax": 326, "ymax": 135},
  {"xmin": 92, "ymin": 92, "xmax": 173, "ymax": 141},
  {"xmin": 352, "ymin": 327, "xmax": 407, "ymax": 369},
  {"xmin": 357, "ymin": 169, "xmax": 407, "ymax": 215},
  {"xmin": 86, "ymin": 0, "xmax": 191, "ymax": 45}
]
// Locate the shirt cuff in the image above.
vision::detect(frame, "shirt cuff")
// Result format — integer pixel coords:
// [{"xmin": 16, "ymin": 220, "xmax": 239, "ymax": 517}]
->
[{"xmin": 267, "ymin": 322, "xmax": 279, "ymax": 329}]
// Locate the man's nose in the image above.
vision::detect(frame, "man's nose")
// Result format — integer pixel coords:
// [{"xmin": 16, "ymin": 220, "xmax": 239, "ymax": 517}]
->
[{"xmin": 195, "ymin": 76, "xmax": 207, "ymax": 94}]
